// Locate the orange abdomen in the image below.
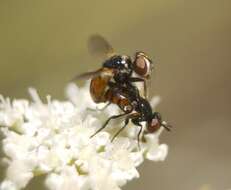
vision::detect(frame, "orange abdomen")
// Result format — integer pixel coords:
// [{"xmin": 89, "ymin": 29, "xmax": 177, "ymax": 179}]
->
[{"xmin": 90, "ymin": 75, "xmax": 111, "ymax": 103}]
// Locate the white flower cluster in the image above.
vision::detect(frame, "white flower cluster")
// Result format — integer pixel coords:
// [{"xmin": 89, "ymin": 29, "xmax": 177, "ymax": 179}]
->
[{"xmin": 0, "ymin": 82, "xmax": 168, "ymax": 190}]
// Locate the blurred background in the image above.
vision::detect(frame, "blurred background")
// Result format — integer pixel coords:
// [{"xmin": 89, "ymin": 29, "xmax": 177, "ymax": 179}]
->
[{"xmin": 0, "ymin": 0, "xmax": 231, "ymax": 189}]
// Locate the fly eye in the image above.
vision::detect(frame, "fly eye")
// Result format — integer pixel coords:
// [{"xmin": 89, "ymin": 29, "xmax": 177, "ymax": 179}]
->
[
  {"xmin": 147, "ymin": 118, "xmax": 161, "ymax": 133},
  {"xmin": 133, "ymin": 52, "xmax": 152, "ymax": 78}
]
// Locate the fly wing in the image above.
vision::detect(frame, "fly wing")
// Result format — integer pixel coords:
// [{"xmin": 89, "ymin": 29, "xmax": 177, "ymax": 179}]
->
[
  {"xmin": 71, "ymin": 68, "xmax": 114, "ymax": 81},
  {"xmin": 88, "ymin": 34, "xmax": 116, "ymax": 59}
]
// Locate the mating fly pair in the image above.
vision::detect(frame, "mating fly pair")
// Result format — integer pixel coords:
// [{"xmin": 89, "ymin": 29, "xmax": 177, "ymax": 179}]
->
[{"xmin": 73, "ymin": 34, "xmax": 171, "ymax": 145}]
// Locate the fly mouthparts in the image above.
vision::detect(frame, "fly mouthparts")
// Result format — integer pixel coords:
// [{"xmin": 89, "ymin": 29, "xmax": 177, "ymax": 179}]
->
[{"xmin": 161, "ymin": 121, "xmax": 172, "ymax": 131}]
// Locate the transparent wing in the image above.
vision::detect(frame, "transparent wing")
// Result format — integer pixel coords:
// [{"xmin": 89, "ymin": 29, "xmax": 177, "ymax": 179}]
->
[
  {"xmin": 88, "ymin": 34, "xmax": 115, "ymax": 59},
  {"xmin": 71, "ymin": 68, "xmax": 114, "ymax": 81},
  {"xmin": 71, "ymin": 68, "xmax": 103, "ymax": 81}
]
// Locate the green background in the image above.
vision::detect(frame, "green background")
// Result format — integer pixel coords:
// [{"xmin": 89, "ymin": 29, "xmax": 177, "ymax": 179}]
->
[{"xmin": 0, "ymin": 0, "xmax": 231, "ymax": 189}]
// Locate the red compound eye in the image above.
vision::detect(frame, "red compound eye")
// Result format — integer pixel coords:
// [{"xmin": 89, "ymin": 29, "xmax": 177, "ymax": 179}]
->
[
  {"xmin": 147, "ymin": 118, "xmax": 161, "ymax": 133},
  {"xmin": 133, "ymin": 52, "xmax": 152, "ymax": 78}
]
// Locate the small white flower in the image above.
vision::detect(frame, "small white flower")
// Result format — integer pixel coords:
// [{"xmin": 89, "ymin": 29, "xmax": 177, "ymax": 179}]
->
[
  {"xmin": 5, "ymin": 159, "xmax": 34, "ymax": 189},
  {"xmin": 45, "ymin": 166, "xmax": 88, "ymax": 190},
  {"xmin": 0, "ymin": 82, "xmax": 169, "ymax": 190},
  {"xmin": 144, "ymin": 131, "xmax": 168, "ymax": 161},
  {"xmin": 0, "ymin": 180, "xmax": 17, "ymax": 190}
]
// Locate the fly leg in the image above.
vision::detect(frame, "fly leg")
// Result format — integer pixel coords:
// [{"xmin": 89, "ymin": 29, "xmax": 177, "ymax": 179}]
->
[
  {"xmin": 96, "ymin": 102, "xmax": 111, "ymax": 111},
  {"xmin": 132, "ymin": 119, "xmax": 144, "ymax": 149},
  {"xmin": 136, "ymin": 123, "xmax": 143, "ymax": 149},
  {"xmin": 128, "ymin": 77, "xmax": 147, "ymax": 98},
  {"xmin": 90, "ymin": 113, "xmax": 128, "ymax": 138},
  {"xmin": 87, "ymin": 102, "xmax": 111, "ymax": 112},
  {"xmin": 111, "ymin": 117, "xmax": 129, "ymax": 142},
  {"xmin": 132, "ymin": 114, "xmax": 143, "ymax": 149},
  {"xmin": 110, "ymin": 112, "xmax": 141, "ymax": 142}
]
